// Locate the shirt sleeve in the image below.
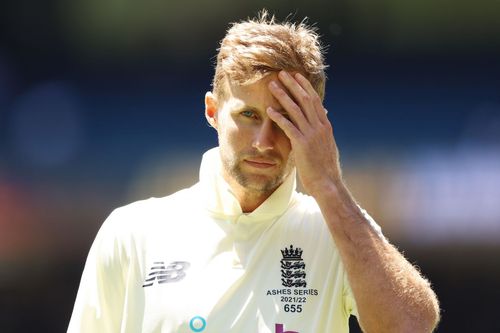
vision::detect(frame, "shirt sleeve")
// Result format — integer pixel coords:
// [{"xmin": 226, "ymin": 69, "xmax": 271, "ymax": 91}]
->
[
  {"xmin": 67, "ymin": 211, "xmax": 128, "ymax": 333},
  {"xmin": 343, "ymin": 270, "xmax": 359, "ymax": 319}
]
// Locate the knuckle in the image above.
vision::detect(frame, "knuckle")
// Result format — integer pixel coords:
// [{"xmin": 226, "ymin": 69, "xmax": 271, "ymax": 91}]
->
[
  {"xmin": 323, "ymin": 121, "xmax": 332, "ymax": 131},
  {"xmin": 301, "ymin": 93, "xmax": 311, "ymax": 103},
  {"xmin": 312, "ymin": 95, "xmax": 321, "ymax": 105}
]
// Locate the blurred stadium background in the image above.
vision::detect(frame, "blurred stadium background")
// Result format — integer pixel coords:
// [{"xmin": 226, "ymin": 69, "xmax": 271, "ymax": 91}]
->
[{"xmin": 0, "ymin": 0, "xmax": 499, "ymax": 331}]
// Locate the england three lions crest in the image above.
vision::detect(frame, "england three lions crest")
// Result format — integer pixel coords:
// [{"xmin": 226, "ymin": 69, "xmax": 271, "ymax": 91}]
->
[{"xmin": 280, "ymin": 245, "xmax": 307, "ymax": 288}]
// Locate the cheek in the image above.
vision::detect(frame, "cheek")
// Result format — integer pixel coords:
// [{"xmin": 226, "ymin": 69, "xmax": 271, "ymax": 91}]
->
[{"xmin": 218, "ymin": 123, "xmax": 243, "ymax": 150}]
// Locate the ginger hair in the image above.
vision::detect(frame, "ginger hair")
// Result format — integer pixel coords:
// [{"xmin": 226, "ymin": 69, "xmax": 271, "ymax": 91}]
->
[{"xmin": 212, "ymin": 10, "xmax": 327, "ymax": 103}]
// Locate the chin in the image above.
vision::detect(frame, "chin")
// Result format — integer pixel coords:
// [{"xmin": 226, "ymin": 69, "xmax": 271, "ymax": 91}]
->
[{"xmin": 241, "ymin": 174, "xmax": 283, "ymax": 193}]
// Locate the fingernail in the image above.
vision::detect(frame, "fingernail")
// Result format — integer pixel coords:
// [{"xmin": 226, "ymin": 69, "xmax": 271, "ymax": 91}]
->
[{"xmin": 269, "ymin": 81, "xmax": 278, "ymax": 89}]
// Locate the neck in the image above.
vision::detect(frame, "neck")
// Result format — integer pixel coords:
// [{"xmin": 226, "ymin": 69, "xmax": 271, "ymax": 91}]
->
[
  {"xmin": 222, "ymin": 172, "xmax": 276, "ymax": 214},
  {"xmin": 236, "ymin": 189, "xmax": 271, "ymax": 213}
]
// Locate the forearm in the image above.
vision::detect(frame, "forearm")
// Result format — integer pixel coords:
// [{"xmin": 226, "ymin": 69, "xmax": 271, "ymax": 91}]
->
[
  {"xmin": 265, "ymin": 70, "xmax": 439, "ymax": 331},
  {"xmin": 313, "ymin": 181, "xmax": 440, "ymax": 333}
]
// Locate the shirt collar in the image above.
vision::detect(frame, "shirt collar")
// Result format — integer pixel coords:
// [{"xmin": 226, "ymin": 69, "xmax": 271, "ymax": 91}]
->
[{"xmin": 199, "ymin": 147, "xmax": 296, "ymax": 220}]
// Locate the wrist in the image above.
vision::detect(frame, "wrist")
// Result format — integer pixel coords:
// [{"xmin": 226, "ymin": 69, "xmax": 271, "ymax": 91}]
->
[
  {"xmin": 310, "ymin": 179, "xmax": 364, "ymax": 221},
  {"xmin": 308, "ymin": 176, "xmax": 345, "ymax": 201}
]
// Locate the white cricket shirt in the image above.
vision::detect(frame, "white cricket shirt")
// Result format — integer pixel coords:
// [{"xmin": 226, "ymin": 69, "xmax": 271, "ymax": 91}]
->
[{"xmin": 68, "ymin": 147, "xmax": 383, "ymax": 333}]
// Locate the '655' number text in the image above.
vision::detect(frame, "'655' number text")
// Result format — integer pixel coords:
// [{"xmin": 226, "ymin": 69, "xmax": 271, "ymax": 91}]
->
[{"xmin": 283, "ymin": 304, "xmax": 302, "ymax": 313}]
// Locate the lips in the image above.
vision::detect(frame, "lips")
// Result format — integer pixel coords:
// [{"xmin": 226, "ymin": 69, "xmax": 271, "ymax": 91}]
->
[{"xmin": 244, "ymin": 158, "xmax": 277, "ymax": 169}]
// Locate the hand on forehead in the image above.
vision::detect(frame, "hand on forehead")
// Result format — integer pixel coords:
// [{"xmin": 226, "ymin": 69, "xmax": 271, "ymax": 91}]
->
[{"xmin": 227, "ymin": 71, "xmax": 300, "ymax": 114}]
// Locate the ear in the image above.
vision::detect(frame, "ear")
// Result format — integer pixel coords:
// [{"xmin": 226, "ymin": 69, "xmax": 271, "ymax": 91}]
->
[{"xmin": 205, "ymin": 91, "xmax": 218, "ymax": 130}]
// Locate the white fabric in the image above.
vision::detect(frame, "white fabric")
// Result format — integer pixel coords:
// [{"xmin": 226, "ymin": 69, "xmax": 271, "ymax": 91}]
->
[{"xmin": 67, "ymin": 147, "xmax": 382, "ymax": 333}]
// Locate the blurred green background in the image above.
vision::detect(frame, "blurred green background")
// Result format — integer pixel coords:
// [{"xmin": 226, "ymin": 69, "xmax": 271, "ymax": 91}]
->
[{"xmin": 0, "ymin": 0, "xmax": 499, "ymax": 331}]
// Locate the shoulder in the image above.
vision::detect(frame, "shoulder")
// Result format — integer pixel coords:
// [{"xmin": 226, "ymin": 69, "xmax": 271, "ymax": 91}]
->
[
  {"xmin": 292, "ymin": 191, "xmax": 322, "ymax": 212},
  {"xmin": 97, "ymin": 184, "xmax": 201, "ymax": 245},
  {"xmin": 287, "ymin": 191, "xmax": 324, "ymax": 224},
  {"xmin": 116, "ymin": 184, "xmax": 198, "ymax": 214},
  {"xmin": 109, "ymin": 184, "xmax": 199, "ymax": 224},
  {"xmin": 289, "ymin": 191, "xmax": 386, "ymax": 241}
]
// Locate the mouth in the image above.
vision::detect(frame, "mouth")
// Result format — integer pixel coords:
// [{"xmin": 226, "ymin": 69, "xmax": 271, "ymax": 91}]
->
[{"xmin": 243, "ymin": 158, "xmax": 277, "ymax": 169}]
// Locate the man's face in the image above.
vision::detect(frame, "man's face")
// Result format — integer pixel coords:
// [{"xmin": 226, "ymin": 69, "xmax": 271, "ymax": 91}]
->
[{"xmin": 213, "ymin": 73, "xmax": 294, "ymax": 195}]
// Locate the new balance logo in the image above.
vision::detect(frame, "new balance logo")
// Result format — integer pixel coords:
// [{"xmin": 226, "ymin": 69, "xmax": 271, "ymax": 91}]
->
[{"xmin": 142, "ymin": 261, "xmax": 190, "ymax": 287}]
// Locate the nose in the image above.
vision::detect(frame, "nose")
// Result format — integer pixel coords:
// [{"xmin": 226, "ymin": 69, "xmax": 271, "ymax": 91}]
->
[{"xmin": 252, "ymin": 119, "xmax": 276, "ymax": 152}]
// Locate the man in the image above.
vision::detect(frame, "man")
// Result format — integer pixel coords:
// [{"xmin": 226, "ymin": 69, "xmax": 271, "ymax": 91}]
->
[{"xmin": 68, "ymin": 11, "xmax": 440, "ymax": 333}]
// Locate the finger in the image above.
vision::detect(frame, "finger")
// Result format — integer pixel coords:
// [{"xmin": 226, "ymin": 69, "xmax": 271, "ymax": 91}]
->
[
  {"xmin": 278, "ymin": 71, "xmax": 320, "ymax": 125},
  {"xmin": 266, "ymin": 106, "xmax": 303, "ymax": 141},
  {"xmin": 294, "ymin": 72, "xmax": 329, "ymax": 124},
  {"xmin": 268, "ymin": 80, "xmax": 309, "ymax": 131}
]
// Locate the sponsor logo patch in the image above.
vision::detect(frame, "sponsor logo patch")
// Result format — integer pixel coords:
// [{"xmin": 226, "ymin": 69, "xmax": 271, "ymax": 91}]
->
[
  {"xmin": 142, "ymin": 261, "xmax": 190, "ymax": 287},
  {"xmin": 275, "ymin": 323, "xmax": 299, "ymax": 333}
]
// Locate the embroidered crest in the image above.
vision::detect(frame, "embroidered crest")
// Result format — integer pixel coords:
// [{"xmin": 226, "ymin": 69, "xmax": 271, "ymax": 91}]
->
[{"xmin": 280, "ymin": 245, "xmax": 306, "ymax": 288}]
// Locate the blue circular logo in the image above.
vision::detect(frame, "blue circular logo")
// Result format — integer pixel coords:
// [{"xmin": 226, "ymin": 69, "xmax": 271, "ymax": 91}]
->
[{"xmin": 189, "ymin": 316, "xmax": 206, "ymax": 332}]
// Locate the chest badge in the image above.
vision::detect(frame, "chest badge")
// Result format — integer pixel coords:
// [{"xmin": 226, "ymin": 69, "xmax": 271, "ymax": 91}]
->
[
  {"xmin": 281, "ymin": 245, "xmax": 306, "ymax": 288},
  {"xmin": 266, "ymin": 244, "xmax": 319, "ymax": 314}
]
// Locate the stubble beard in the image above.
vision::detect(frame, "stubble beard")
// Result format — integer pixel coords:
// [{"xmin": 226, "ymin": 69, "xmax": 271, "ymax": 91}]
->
[{"xmin": 221, "ymin": 149, "xmax": 295, "ymax": 195}]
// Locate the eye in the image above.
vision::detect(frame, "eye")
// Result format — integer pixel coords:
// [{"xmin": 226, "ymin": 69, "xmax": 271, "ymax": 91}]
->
[{"xmin": 241, "ymin": 110, "xmax": 257, "ymax": 119}]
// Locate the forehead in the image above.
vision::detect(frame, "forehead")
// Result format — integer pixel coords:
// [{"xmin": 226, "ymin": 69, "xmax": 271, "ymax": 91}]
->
[{"xmin": 224, "ymin": 73, "xmax": 287, "ymax": 111}]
